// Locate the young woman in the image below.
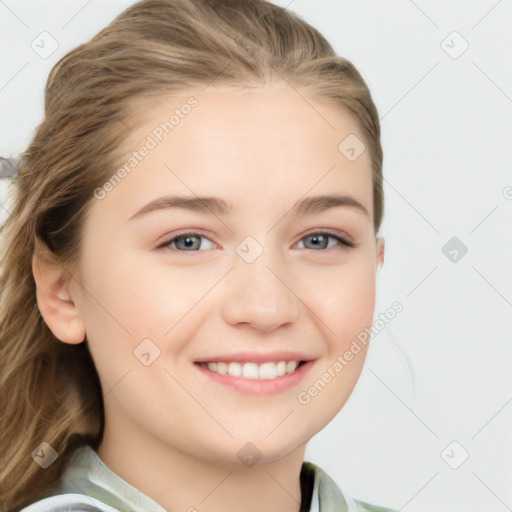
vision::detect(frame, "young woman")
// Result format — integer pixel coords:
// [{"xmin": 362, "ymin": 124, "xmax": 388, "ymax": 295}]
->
[{"xmin": 0, "ymin": 1, "xmax": 396, "ymax": 510}]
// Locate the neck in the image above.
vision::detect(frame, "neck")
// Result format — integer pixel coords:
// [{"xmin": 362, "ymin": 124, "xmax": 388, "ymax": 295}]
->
[{"xmin": 96, "ymin": 409, "xmax": 307, "ymax": 512}]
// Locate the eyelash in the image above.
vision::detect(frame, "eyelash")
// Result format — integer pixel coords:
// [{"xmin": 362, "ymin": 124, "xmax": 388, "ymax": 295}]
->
[{"xmin": 156, "ymin": 230, "xmax": 356, "ymax": 253}]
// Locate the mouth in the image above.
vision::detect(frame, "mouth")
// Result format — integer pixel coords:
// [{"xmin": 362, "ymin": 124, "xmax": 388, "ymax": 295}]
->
[
  {"xmin": 193, "ymin": 356, "xmax": 314, "ymax": 395},
  {"xmin": 194, "ymin": 360, "xmax": 309, "ymax": 380}
]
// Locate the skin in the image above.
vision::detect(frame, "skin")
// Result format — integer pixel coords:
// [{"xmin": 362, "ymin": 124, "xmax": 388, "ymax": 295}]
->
[{"xmin": 33, "ymin": 84, "xmax": 385, "ymax": 512}]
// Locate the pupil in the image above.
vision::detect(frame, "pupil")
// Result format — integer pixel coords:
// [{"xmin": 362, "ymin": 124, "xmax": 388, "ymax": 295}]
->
[{"xmin": 310, "ymin": 235, "xmax": 325, "ymax": 249}]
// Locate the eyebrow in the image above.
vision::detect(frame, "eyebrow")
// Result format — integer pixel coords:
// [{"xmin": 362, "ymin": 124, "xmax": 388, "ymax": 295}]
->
[{"xmin": 128, "ymin": 193, "xmax": 370, "ymax": 221}]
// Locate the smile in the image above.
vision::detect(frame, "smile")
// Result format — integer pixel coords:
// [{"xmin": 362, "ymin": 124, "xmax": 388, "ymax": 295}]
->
[
  {"xmin": 194, "ymin": 358, "xmax": 313, "ymax": 395},
  {"xmin": 196, "ymin": 360, "xmax": 305, "ymax": 380}
]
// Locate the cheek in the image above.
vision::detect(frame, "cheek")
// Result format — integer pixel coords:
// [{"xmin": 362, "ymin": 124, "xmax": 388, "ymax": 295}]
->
[
  {"xmin": 310, "ymin": 256, "xmax": 377, "ymax": 349},
  {"xmin": 294, "ymin": 262, "xmax": 375, "ymax": 429},
  {"xmin": 76, "ymin": 249, "xmax": 208, "ymax": 380},
  {"xmin": 80, "ymin": 249, "xmax": 177, "ymax": 336},
  {"xmin": 73, "ymin": 250, "xmax": 170, "ymax": 390}
]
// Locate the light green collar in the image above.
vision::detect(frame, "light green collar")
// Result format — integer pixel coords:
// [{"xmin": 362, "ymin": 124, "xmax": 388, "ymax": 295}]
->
[
  {"xmin": 55, "ymin": 444, "xmax": 349, "ymax": 512},
  {"xmin": 40, "ymin": 442, "xmax": 395, "ymax": 512}
]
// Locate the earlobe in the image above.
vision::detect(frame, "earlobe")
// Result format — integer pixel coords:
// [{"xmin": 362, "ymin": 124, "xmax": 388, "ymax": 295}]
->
[
  {"xmin": 31, "ymin": 244, "xmax": 85, "ymax": 345},
  {"xmin": 376, "ymin": 237, "xmax": 385, "ymax": 268}
]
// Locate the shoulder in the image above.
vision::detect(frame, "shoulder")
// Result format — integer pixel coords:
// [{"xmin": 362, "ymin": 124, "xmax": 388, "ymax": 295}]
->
[
  {"xmin": 305, "ymin": 461, "xmax": 399, "ymax": 512},
  {"xmin": 18, "ymin": 494, "xmax": 120, "ymax": 512},
  {"xmin": 352, "ymin": 498, "xmax": 399, "ymax": 512}
]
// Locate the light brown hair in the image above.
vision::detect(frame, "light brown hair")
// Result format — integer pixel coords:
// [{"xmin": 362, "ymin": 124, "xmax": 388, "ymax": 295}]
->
[{"xmin": 0, "ymin": 0, "xmax": 383, "ymax": 509}]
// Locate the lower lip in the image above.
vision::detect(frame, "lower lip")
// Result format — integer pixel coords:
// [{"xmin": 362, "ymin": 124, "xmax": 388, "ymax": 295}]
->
[{"xmin": 194, "ymin": 361, "xmax": 314, "ymax": 395}]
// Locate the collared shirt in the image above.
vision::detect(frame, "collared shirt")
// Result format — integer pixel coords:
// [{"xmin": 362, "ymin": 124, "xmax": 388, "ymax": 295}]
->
[{"xmin": 20, "ymin": 439, "xmax": 397, "ymax": 512}]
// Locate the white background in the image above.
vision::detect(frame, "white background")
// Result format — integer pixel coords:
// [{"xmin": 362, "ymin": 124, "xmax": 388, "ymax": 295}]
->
[{"xmin": 1, "ymin": 1, "xmax": 512, "ymax": 511}]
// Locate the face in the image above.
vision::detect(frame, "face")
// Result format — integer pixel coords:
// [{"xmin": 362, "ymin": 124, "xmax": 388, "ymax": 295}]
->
[{"xmin": 65, "ymin": 85, "xmax": 384, "ymax": 465}]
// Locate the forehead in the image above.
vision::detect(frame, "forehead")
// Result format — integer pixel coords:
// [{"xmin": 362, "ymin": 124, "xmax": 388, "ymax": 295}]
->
[
  {"xmin": 124, "ymin": 84, "xmax": 366, "ymax": 156},
  {"xmin": 105, "ymin": 85, "xmax": 373, "ymax": 218}
]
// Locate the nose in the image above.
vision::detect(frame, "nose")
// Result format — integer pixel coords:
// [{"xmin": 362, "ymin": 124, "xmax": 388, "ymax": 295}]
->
[{"xmin": 220, "ymin": 247, "xmax": 301, "ymax": 332}]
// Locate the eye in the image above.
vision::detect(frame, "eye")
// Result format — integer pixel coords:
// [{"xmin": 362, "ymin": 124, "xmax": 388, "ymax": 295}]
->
[
  {"xmin": 156, "ymin": 230, "xmax": 355, "ymax": 253},
  {"xmin": 157, "ymin": 232, "xmax": 216, "ymax": 252},
  {"xmin": 297, "ymin": 231, "xmax": 355, "ymax": 251}
]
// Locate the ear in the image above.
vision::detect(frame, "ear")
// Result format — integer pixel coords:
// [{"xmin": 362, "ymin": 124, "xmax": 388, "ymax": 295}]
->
[
  {"xmin": 31, "ymin": 241, "xmax": 85, "ymax": 344},
  {"xmin": 376, "ymin": 237, "xmax": 385, "ymax": 269}
]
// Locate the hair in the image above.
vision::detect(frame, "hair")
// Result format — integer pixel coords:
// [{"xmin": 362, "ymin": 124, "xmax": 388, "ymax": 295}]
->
[{"xmin": 0, "ymin": 0, "xmax": 384, "ymax": 509}]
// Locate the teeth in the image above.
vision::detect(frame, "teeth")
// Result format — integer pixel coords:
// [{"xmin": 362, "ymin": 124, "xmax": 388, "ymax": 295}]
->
[
  {"xmin": 276, "ymin": 361, "xmax": 287, "ymax": 376},
  {"xmin": 216, "ymin": 362, "xmax": 228, "ymax": 375},
  {"xmin": 242, "ymin": 362, "xmax": 259, "ymax": 379},
  {"xmin": 200, "ymin": 360, "xmax": 301, "ymax": 379},
  {"xmin": 228, "ymin": 362, "xmax": 242, "ymax": 377},
  {"xmin": 286, "ymin": 360, "xmax": 298, "ymax": 374},
  {"xmin": 259, "ymin": 362, "xmax": 276, "ymax": 379}
]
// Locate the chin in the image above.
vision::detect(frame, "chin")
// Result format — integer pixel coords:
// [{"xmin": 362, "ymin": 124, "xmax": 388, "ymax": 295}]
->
[{"xmin": 196, "ymin": 434, "xmax": 306, "ymax": 468}]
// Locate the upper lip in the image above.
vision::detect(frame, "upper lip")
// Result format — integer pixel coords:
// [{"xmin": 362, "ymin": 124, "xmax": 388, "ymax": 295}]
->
[{"xmin": 194, "ymin": 351, "xmax": 315, "ymax": 364}]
